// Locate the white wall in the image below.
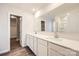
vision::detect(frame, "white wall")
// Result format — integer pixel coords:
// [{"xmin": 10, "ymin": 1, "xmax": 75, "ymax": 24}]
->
[
  {"xmin": 0, "ymin": 5, "xmax": 34, "ymax": 54},
  {"xmin": 0, "ymin": 6, "xmax": 10, "ymax": 54},
  {"xmin": 34, "ymin": 17, "xmax": 41, "ymax": 32}
]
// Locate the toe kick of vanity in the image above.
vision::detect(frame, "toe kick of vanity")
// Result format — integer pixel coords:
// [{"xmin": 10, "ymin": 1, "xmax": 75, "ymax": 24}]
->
[{"xmin": 26, "ymin": 33, "xmax": 79, "ymax": 56}]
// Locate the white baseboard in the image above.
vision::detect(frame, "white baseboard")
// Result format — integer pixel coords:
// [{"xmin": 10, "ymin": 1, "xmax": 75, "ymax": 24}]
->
[{"xmin": 0, "ymin": 49, "xmax": 10, "ymax": 54}]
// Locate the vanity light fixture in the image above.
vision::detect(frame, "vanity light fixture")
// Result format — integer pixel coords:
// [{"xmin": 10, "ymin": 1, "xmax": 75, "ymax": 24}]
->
[
  {"xmin": 66, "ymin": 13, "xmax": 70, "ymax": 16},
  {"xmin": 32, "ymin": 8, "xmax": 36, "ymax": 12},
  {"xmin": 35, "ymin": 11, "xmax": 40, "ymax": 18},
  {"xmin": 64, "ymin": 13, "xmax": 70, "ymax": 20}
]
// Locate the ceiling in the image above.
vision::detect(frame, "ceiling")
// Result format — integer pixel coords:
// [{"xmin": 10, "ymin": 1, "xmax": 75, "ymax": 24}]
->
[{"xmin": 0, "ymin": 3, "xmax": 50, "ymax": 14}]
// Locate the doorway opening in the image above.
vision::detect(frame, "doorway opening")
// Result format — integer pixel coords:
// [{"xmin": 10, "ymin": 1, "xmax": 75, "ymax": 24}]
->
[
  {"xmin": 41, "ymin": 21, "xmax": 45, "ymax": 31},
  {"xmin": 10, "ymin": 14, "xmax": 22, "ymax": 50}
]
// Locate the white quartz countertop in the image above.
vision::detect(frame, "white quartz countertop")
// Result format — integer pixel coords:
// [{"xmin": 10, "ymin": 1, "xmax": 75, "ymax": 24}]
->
[{"xmin": 27, "ymin": 33, "xmax": 79, "ymax": 52}]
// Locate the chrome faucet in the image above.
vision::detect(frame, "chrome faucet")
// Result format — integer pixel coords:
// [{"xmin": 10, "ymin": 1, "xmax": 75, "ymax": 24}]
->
[{"xmin": 54, "ymin": 32, "xmax": 58, "ymax": 38}]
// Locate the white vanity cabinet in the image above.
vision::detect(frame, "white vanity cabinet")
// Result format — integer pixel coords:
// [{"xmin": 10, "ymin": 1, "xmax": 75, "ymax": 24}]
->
[
  {"xmin": 33, "ymin": 37, "xmax": 38, "ymax": 55},
  {"xmin": 48, "ymin": 42, "xmax": 76, "ymax": 56},
  {"xmin": 26, "ymin": 34, "xmax": 78, "ymax": 56},
  {"xmin": 37, "ymin": 39, "xmax": 47, "ymax": 56},
  {"xmin": 26, "ymin": 34, "xmax": 38, "ymax": 55},
  {"xmin": 48, "ymin": 48, "xmax": 62, "ymax": 56}
]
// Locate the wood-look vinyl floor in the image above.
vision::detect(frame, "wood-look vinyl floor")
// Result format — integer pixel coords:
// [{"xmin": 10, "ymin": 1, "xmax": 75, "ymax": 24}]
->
[
  {"xmin": 1, "ymin": 38, "xmax": 35, "ymax": 56},
  {"xmin": 11, "ymin": 38, "xmax": 21, "ymax": 50},
  {"xmin": 2, "ymin": 47, "xmax": 35, "ymax": 56}
]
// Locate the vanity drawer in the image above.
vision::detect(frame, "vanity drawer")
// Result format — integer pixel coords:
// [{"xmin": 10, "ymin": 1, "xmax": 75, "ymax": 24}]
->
[
  {"xmin": 48, "ymin": 42, "xmax": 76, "ymax": 56},
  {"xmin": 38, "ymin": 38, "xmax": 47, "ymax": 46},
  {"xmin": 48, "ymin": 48, "xmax": 62, "ymax": 56}
]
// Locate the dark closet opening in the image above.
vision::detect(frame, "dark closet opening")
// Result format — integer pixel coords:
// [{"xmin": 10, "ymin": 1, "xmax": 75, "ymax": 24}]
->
[
  {"xmin": 41, "ymin": 21, "xmax": 45, "ymax": 31},
  {"xmin": 10, "ymin": 14, "xmax": 22, "ymax": 50}
]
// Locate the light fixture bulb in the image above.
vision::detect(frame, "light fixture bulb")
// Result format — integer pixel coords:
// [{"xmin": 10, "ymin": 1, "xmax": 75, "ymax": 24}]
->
[
  {"xmin": 33, "ymin": 8, "xmax": 35, "ymax": 11},
  {"xmin": 67, "ymin": 13, "xmax": 70, "ymax": 16}
]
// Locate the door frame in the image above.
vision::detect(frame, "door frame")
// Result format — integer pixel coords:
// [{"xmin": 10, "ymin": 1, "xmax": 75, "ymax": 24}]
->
[{"xmin": 10, "ymin": 14, "xmax": 22, "ymax": 50}]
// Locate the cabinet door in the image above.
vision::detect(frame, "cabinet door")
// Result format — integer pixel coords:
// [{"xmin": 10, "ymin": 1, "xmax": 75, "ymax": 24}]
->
[
  {"xmin": 38, "ymin": 39, "xmax": 47, "ymax": 56},
  {"xmin": 33, "ymin": 37, "xmax": 38, "ymax": 55},
  {"xmin": 29, "ymin": 36, "xmax": 34, "ymax": 51},
  {"xmin": 48, "ymin": 42, "xmax": 76, "ymax": 56},
  {"xmin": 26, "ymin": 35, "xmax": 30, "ymax": 46},
  {"xmin": 38, "ymin": 44, "xmax": 47, "ymax": 56},
  {"xmin": 48, "ymin": 48, "xmax": 62, "ymax": 56}
]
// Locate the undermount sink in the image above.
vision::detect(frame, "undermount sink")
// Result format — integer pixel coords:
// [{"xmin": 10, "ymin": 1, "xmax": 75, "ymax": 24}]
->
[
  {"xmin": 46, "ymin": 37, "xmax": 62, "ymax": 41},
  {"xmin": 46, "ymin": 37, "xmax": 54, "ymax": 39},
  {"xmin": 46, "ymin": 36, "xmax": 54, "ymax": 39}
]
